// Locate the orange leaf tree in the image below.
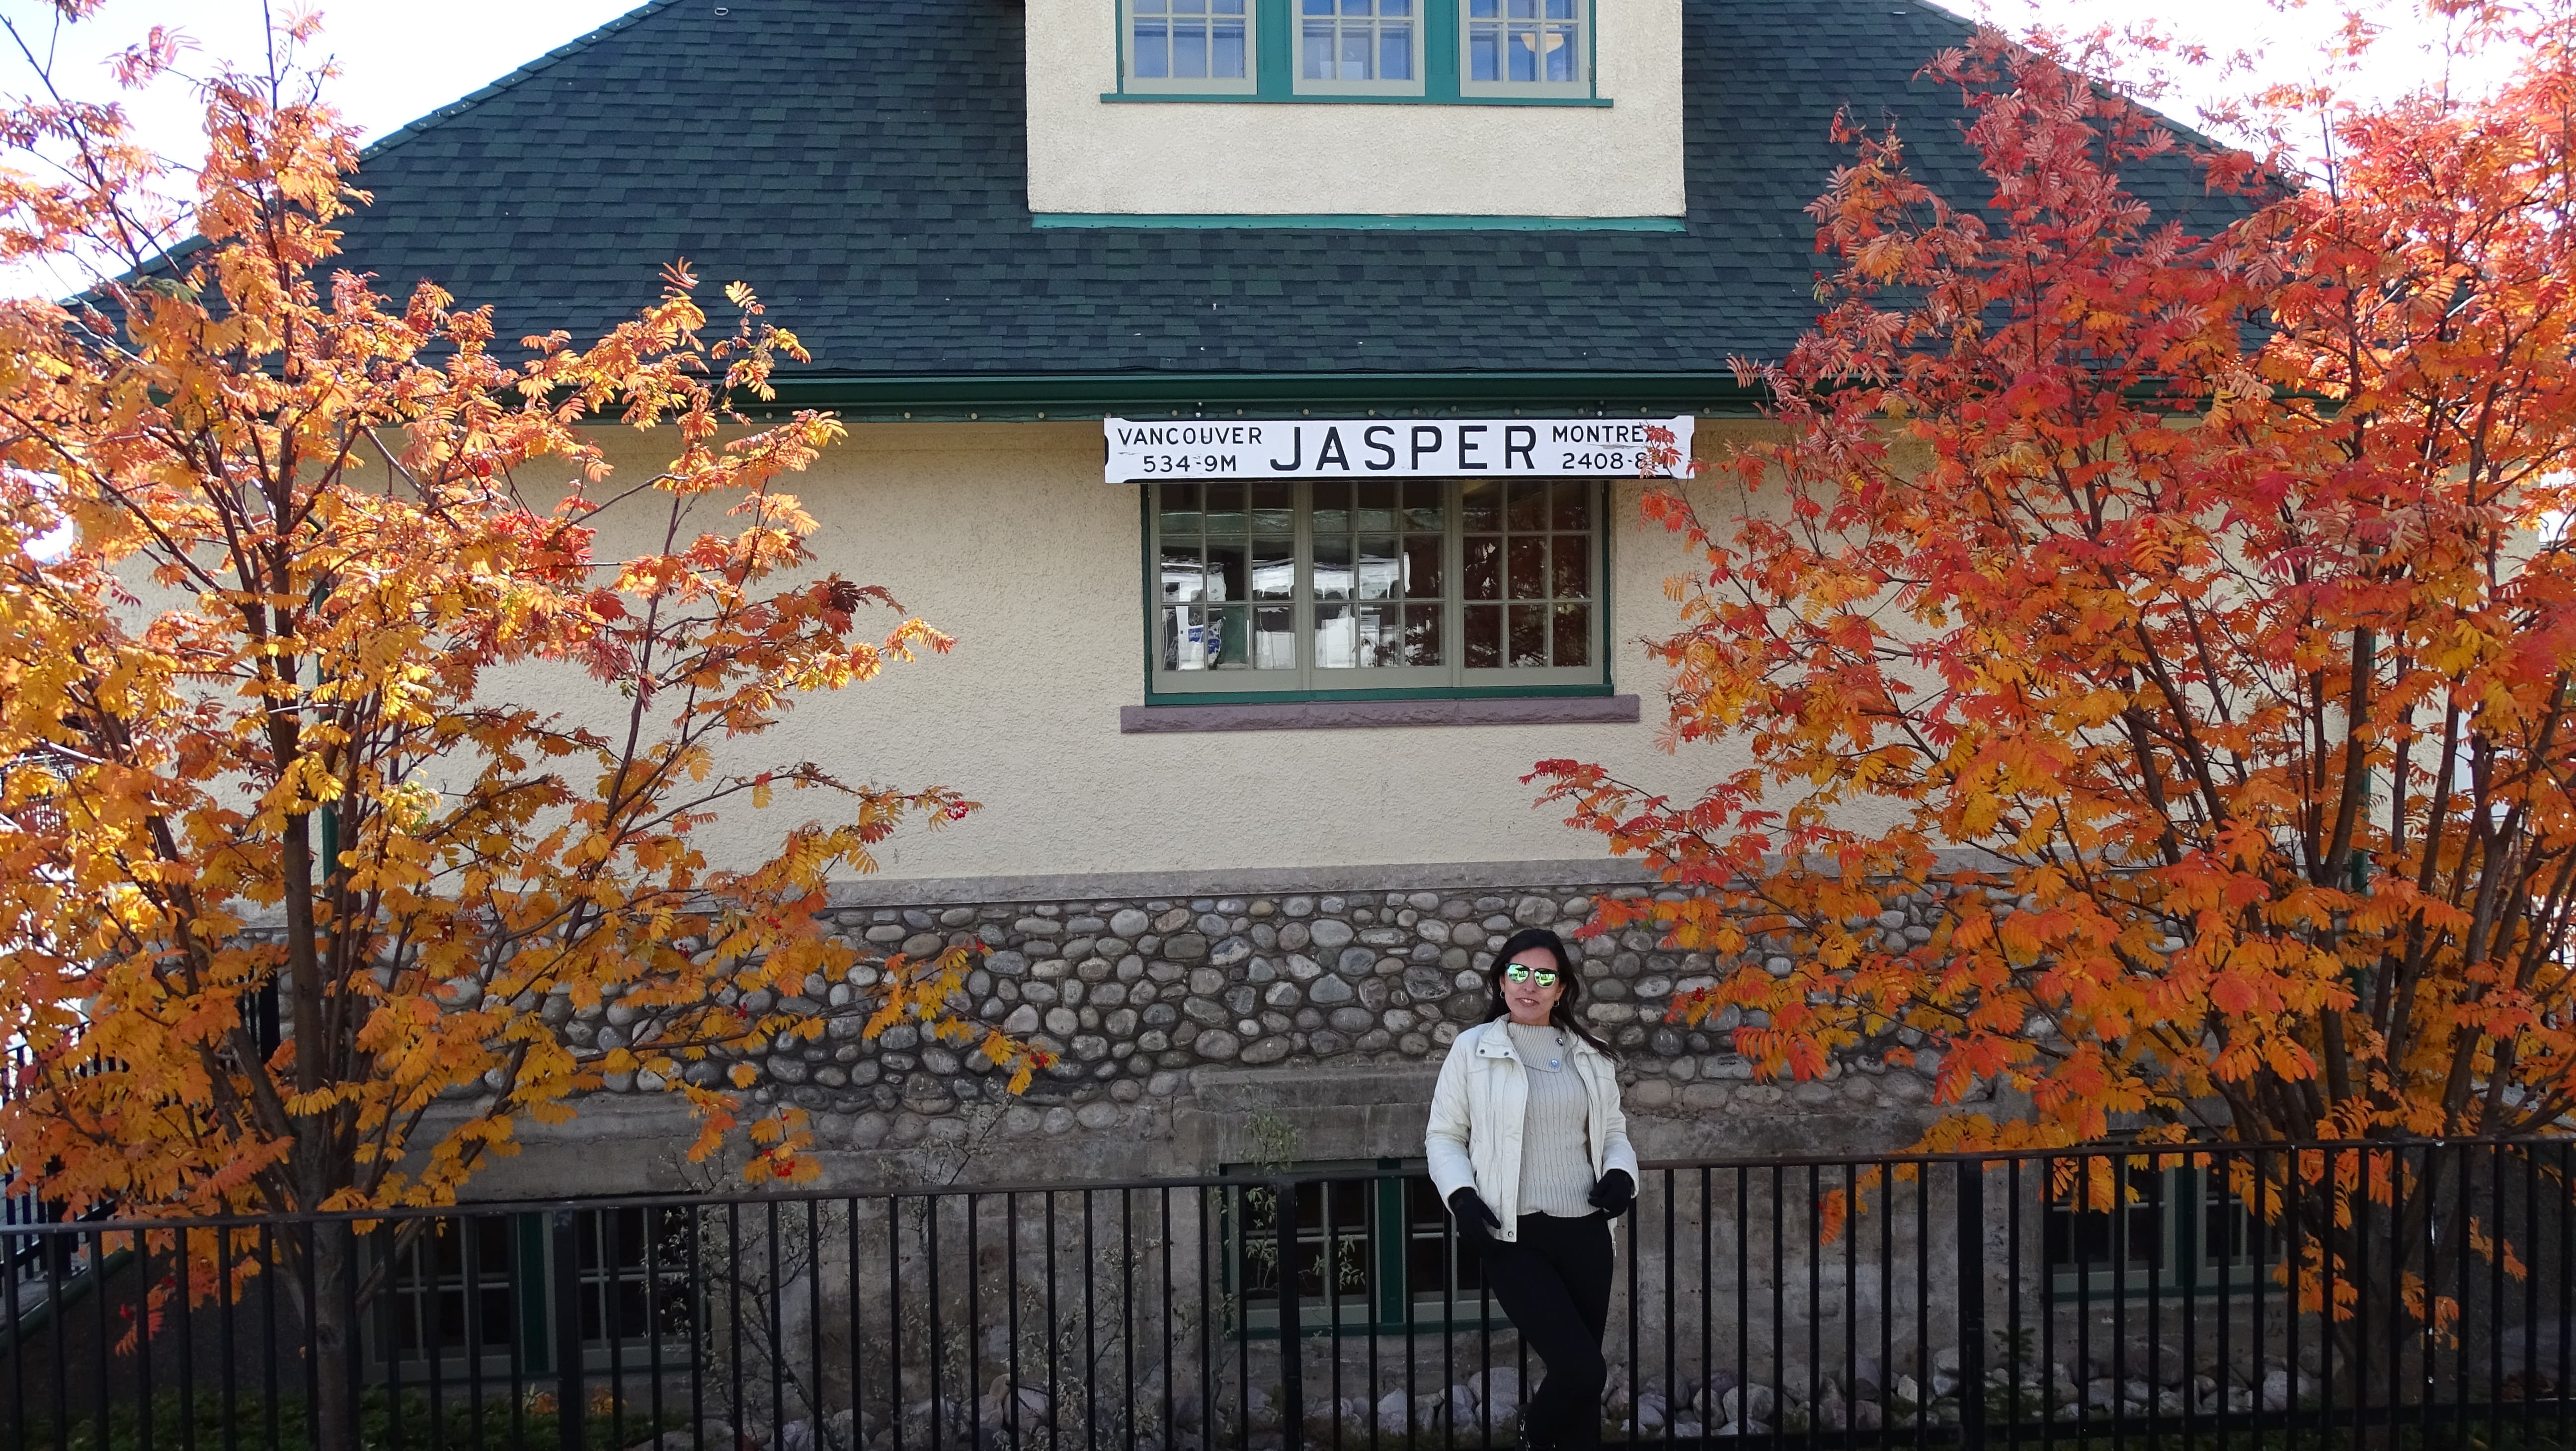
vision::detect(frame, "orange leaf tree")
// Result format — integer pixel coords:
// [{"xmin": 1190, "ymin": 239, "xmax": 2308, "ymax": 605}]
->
[
  {"xmin": 1533, "ymin": 1, "xmax": 2576, "ymax": 1337},
  {"xmin": 0, "ymin": 4, "xmax": 1038, "ymax": 1262}
]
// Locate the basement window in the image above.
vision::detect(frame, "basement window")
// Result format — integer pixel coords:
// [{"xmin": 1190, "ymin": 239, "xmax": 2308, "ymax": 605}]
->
[
  {"xmin": 2044, "ymin": 1157, "xmax": 2278, "ymax": 1300},
  {"xmin": 1219, "ymin": 1163, "xmax": 1503, "ymax": 1334}
]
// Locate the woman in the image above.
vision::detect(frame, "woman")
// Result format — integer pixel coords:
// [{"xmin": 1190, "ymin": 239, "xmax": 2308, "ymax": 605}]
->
[{"xmin": 1424, "ymin": 927, "xmax": 1638, "ymax": 1451}]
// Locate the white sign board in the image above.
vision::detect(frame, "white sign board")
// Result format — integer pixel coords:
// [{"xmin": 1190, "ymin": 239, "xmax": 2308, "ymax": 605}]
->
[{"xmin": 1103, "ymin": 416, "xmax": 1694, "ymax": 483}]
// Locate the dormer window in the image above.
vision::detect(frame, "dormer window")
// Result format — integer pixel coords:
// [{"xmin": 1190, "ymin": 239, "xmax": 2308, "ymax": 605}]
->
[
  {"xmin": 1297, "ymin": 0, "xmax": 1423, "ymax": 96},
  {"xmin": 1461, "ymin": 0, "xmax": 1586, "ymax": 97},
  {"xmin": 1127, "ymin": 0, "xmax": 1256, "ymax": 94},
  {"xmin": 1106, "ymin": 0, "xmax": 1603, "ymax": 106}
]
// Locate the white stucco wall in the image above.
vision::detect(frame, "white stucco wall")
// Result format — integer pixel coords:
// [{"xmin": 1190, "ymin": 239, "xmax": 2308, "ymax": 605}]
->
[
  {"xmin": 1023, "ymin": 0, "xmax": 1685, "ymax": 218},
  {"xmin": 539, "ymin": 420, "xmax": 1749, "ymax": 883}
]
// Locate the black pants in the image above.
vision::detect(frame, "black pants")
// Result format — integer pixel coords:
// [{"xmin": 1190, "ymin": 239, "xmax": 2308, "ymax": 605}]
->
[{"xmin": 1480, "ymin": 1212, "xmax": 1613, "ymax": 1451}]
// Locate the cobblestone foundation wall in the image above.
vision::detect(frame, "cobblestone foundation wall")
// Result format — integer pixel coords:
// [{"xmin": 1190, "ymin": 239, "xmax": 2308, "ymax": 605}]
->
[{"xmin": 613, "ymin": 880, "xmax": 1954, "ymax": 1163}]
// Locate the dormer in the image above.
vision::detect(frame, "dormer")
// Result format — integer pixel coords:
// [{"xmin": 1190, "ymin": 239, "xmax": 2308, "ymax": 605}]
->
[{"xmin": 1026, "ymin": 0, "xmax": 1686, "ymax": 224}]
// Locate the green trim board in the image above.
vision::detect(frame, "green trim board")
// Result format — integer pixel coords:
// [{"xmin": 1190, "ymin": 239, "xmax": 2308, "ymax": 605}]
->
[
  {"xmin": 1114, "ymin": 0, "xmax": 1600, "ymax": 105},
  {"xmin": 742, "ymin": 371, "xmax": 1768, "ymax": 421},
  {"xmin": 1032, "ymin": 213, "xmax": 1676, "ymax": 231},
  {"xmin": 1097, "ymin": 92, "xmax": 1609, "ymax": 107}
]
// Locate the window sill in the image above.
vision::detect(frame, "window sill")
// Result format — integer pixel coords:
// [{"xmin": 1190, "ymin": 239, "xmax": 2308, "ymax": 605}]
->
[{"xmin": 1119, "ymin": 694, "xmax": 1639, "ymax": 733}]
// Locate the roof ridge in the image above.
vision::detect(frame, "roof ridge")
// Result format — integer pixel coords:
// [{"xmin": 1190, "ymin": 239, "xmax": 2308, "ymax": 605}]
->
[{"xmin": 355, "ymin": 0, "xmax": 686, "ymax": 164}]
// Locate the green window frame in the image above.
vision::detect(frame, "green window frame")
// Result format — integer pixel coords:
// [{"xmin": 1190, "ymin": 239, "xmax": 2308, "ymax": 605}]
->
[
  {"xmin": 1219, "ymin": 1162, "xmax": 1505, "ymax": 1335},
  {"xmin": 1108, "ymin": 0, "xmax": 1606, "ymax": 105},
  {"xmin": 2043, "ymin": 1156, "xmax": 2278, "ymax": 1301},
  {"xmin": 1144, "ymin": 477, "xmax": 1612, "ymax": 703}
]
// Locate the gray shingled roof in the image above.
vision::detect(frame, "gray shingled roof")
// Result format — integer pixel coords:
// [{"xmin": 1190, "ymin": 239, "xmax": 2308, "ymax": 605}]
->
[{"xmin": 328, "ymin": 0, "xmax": 2238, "ymax": 415}]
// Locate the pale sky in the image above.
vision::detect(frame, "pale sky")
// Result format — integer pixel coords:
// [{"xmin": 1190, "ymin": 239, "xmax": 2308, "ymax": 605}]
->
[
  {"xmin": 0, "ymin": 0, "xmax": 2476, "ymax": 301},
  {"xmin": 0, "ymin": 0, "xmax": 2472, "ymax": 160}
]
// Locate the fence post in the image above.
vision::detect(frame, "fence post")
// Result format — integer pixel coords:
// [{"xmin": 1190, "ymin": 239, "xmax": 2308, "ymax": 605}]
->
[
  {"xmin": 1956, "ymin": 1160, "xmax": 1987, "ymax": 1450},
  {"xmin": 554, "ymin": 1207, "xmax": 585, "ymax": 1451},
  {"xmin": 1274, "ymin": 1178, "xmax": 1303, "ymax": 1451}
]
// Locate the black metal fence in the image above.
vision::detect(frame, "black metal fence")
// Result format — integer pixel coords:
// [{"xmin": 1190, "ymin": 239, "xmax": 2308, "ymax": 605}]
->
[{"xmin": 0, "ymin": 1140, "xmax": 2571, "ymax": 1451}]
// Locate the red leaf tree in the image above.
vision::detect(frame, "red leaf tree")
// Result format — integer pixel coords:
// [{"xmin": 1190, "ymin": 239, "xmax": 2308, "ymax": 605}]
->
[
  {"xmin": 1534, "ymin": 0, "xmax": 2576, "ymax": 1341},
  {"xmin": 0, "ymin": 8, "xmax": 1041, "ymax": 1423}
]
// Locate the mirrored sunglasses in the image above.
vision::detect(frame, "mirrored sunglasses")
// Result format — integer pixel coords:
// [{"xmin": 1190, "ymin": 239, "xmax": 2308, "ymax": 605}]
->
[{"xmin": 1502, "ymin": 964, "xmax": 1560, "ymax": 986}]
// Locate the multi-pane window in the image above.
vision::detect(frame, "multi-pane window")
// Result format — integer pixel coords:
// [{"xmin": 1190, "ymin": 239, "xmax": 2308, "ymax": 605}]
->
[
  {"xmin": 1462, "ymin": 478, "xmax": 1592, "ymax": 670},
  {"xmin": 1112, "ymin": 0, "xmax": 1600, "ymax": 104},
  {"xmin": 1462, "ymin": 0, "xmax": 1585, "ymax": 94},
  {"xmin": 1311, "ymin": 480, "xmax": 1444, "ymax": 667},
  {"xmin": 375, "ymin": 1207, "xmax": 696, "ymax": 1375},
  {"xmin": 1151, "ymin": 479, "xmax": 1604, "ymax": 696},
  {"xmin": 573, "ymin": 1206, "xmax": 696, "ymax": 1354},
  {"xmin": 380, "ymin": 1216, "xmax": 524, "ymax": 1373},
  {"xmin": 1227, "ymin": 1166, "xmax": 1497, "ymax": 1333},
  {"xmin": 2044, "ymin": 1159, "xmax": 2277, "ymax": 1298},
  {"xmin": 1298, "ymin": 0, "xmax": 1421, "ymax": 93},
  {"xmin": 1157, "ymin": 481, "xmax": 1296, "ymax": 673},
  {"xmin": 1128, "ymin": 0, "xmax": 1254, "ymax": 91}
]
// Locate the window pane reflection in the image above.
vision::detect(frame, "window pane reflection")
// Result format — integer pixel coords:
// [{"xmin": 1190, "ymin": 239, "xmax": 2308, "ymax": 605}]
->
[
  {"xmin": 1506, "ymin": 536, "xmax": 1546, "ymax": 600},
  {"xmin": 1460, "ymin": 480, "xmax": 1501, "ymax": 531},
  {"xmin": 1463, "ymin": 536, "xmax": 1499, "ymax": 600},
  {"xmin": 1254, "ymin": 605, "xmax": 1296, "ymax": 669},
  {"xmin": 1253, "ymin": 481, "xmax": 1295, "ymax": 534},
  {"xmin": 1404, "ymin": 479, "xmax": 1445, "ymax": 530},
  {"xmin": 1314, "ymin": 536, "xmax": 1354, "ymax": 602},
  {"xmin": 1550, "ymin": 534, "xmax": 1588, "ymax": 598},
  {"xmin": 1551, "ymin": 603, "xmax": 1589, "ymax": 668},
  {"xmin": 1403, "ymin": 534, "xmax": 1444, "ymax": 598},
  {"xmin": 1465, "ymin": 605, "xmax": 1501, "ymax": 668},
  {"xmin": 1404, "ymin": 605, "xmax": 1443, "ymax": 666},
  {"xmin": 1254, "ymin": 541, "xmax": 1295, "ymax": 601},
  {"xmin": 1357, "ymin": 536, "xmax": 1400, "ymax": 600},
  {"xmin": 1314, "ymin": 603, "xmax": 1354, "ymax": 668},
  {"xmin": 1355, "ymin": 481, "xmax": 1401, "ymax": 534}
]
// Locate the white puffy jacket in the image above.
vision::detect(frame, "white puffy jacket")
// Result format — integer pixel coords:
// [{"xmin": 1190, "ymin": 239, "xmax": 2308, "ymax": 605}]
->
[{"xmin": 1423, "ymin": 1018, "xmax": 1639, "ymax": 1244}]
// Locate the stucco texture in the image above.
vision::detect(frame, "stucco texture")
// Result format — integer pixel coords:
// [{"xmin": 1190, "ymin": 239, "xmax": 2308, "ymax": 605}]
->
[
  {"xmin": 1023, "ymin": 0, "xmax": 1685, "ymax": 218},
  {"xmin": 534, "ymin": 420, "xmax": 1751, "ymax": 884}
]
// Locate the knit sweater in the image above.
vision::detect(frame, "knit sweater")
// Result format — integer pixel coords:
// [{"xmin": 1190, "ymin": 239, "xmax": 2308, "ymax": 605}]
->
[{"xmin": 1505, "ymin": 1021, "xmax": 1596, "ymax": 1217}]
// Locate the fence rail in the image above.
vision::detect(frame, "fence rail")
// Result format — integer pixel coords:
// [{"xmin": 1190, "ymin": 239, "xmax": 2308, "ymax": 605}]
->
[{"xmin": 0, "ymin": 1139, "xmax": 2570, "ymax": 1451}]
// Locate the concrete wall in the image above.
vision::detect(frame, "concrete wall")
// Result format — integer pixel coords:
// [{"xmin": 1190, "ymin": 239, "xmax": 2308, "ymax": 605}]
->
[{"xmin": 1022, "ymin": 0, "xmax": 1685, "ymax": 217}]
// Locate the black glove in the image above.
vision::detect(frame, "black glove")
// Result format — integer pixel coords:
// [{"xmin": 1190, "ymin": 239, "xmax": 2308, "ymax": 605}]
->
[
  {"xmin": 1447, "ymin": 1187, "xmax": 1503, "ymax": 1246},
  {"xmin": 1588, "ymin": 1169, "xmax": 1636, "ymax": 1218}
]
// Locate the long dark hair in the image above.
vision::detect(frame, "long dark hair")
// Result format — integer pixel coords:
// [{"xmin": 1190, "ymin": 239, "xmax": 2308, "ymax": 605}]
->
[{"xmin": 1484, "ymin": 927, "xmax": 1615, "ymax": 1055}]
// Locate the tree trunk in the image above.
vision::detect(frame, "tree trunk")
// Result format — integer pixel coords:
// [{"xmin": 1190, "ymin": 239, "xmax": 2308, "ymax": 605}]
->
[{"xmin": 293, "ymin": 1221, "xmax": 360, "ymax": 1451}]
